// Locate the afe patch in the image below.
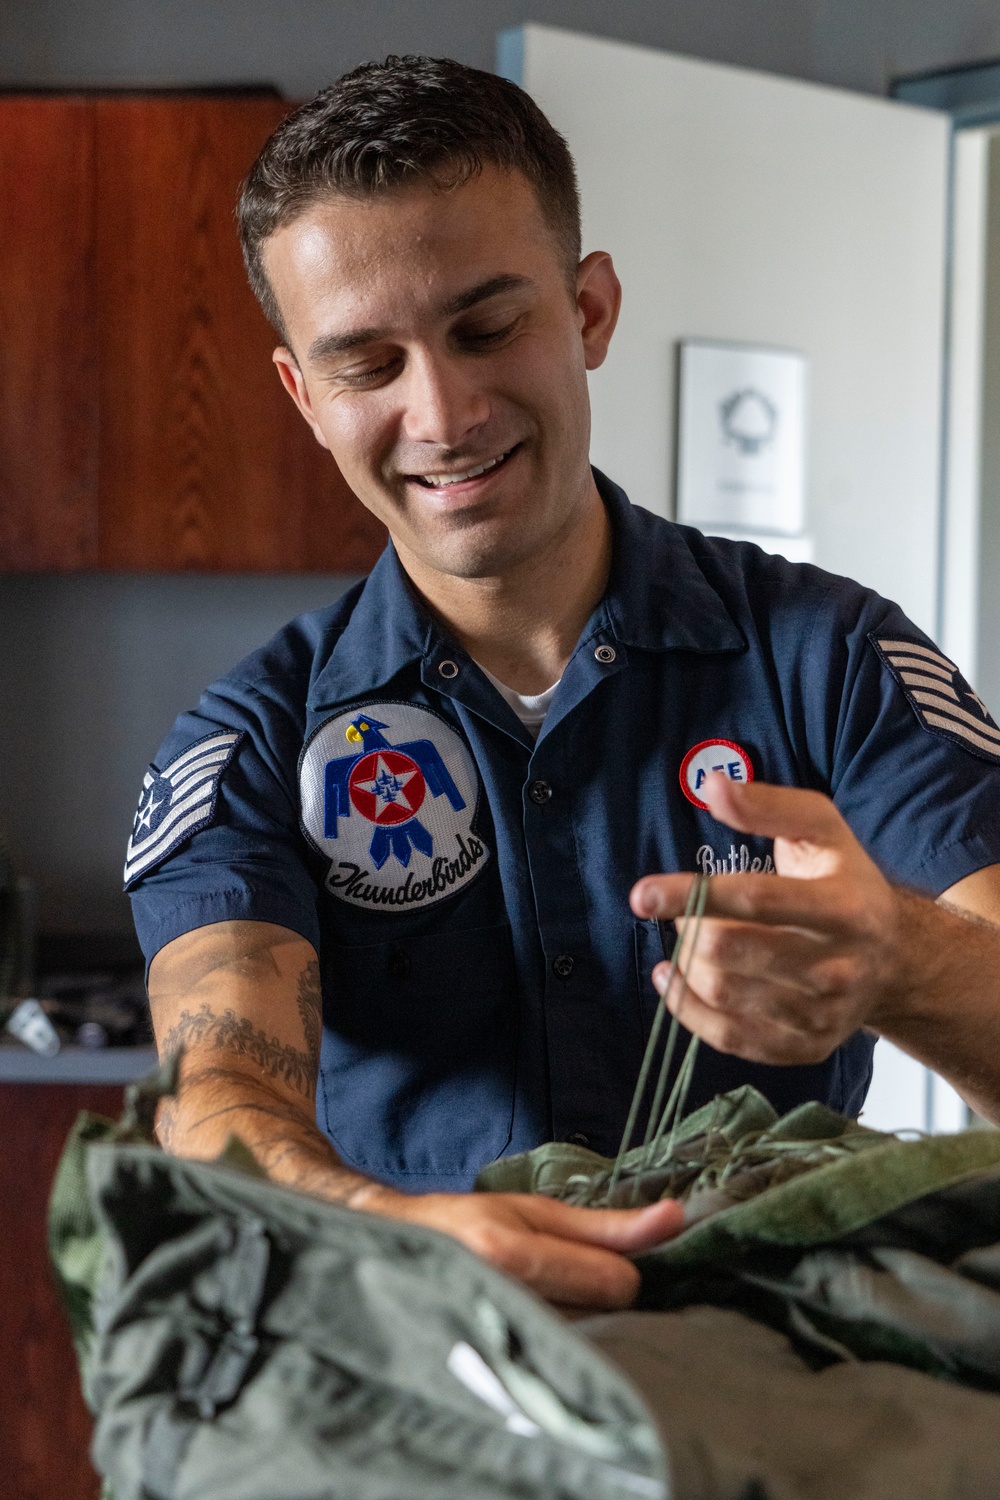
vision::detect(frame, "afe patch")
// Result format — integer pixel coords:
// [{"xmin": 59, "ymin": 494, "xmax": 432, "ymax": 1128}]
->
[
  {"xmin": 123, "ymin": 730, "xmax": 243, "ymax": 888},
  {"xmin": 300, "ymin": 702, "xmax": 490, "ymax": 910},
  {"xmin": 871, "ymin": 635, "xmax": 1000, "ymax": 765},
  {"xmin": 680, "ymin": 738, "xmax": 754, "ymax": 810}
]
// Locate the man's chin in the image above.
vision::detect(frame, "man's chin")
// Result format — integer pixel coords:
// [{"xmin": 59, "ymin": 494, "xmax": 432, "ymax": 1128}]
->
[{"xmin": 399, "ymin": 519, "xmax": 543, "ymax": 584}]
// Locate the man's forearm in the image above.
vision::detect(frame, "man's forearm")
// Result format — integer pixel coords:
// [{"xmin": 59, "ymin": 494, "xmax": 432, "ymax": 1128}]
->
[
  {"xmin": 156, "ymin": 1060, "xmax": 388, "ymax": 1206},
  {"xmin": 146, "ymin": 920, "xmax": 394, "ymax": 1207},
  {"xmin": 879, "ymin": 891, "xmax": 1000, "ymax": 1124}
]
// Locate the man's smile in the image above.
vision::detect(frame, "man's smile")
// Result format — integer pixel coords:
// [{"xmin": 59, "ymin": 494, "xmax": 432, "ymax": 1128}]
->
[{"xmin": 407, "ymin": 444, "xmax": 520, "ymax": 495}]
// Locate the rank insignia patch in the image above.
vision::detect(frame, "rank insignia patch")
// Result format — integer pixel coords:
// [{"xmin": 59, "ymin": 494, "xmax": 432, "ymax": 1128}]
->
[
  {"xmin": 871, "ymin": 635, "xmax": 1000, "ymax": 765},
  {"xmin": 123, "ymin": 730, "xmax": 243, "ymax": 888},
  {"xmin": 299, "ymin": 702, "xmax": 490, "ymax": 910}
]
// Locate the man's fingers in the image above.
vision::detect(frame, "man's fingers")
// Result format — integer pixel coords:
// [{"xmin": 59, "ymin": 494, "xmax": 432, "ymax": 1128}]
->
[
  {"xmin": 513, "ymin": 1195, "xmax": 684, "ymax": 1252},
  {"xmin": 661, "ymin": 956, "xmax": 845, "ymax": 1041},
  {"xmin": 458, "ymin": 1199, "xmax": 683, "ymax": 1309},
  {"xmin": 498, "ymin": 1199, "xmax": 682, "ymax": 1308},
  {"xmin": 667, "ymin": 917, "xmax": 830, "ymax": 988},
  {"xmin": 393, "ymin": 1193, "xmax": 684, "ymax": 1309},
  {"xmin": 659, "ymin": 980, "xmax": 837, "ymax": 1066},
  {"xmin": 501, "ymin": 1233, "xmax": 642, "ymax": 1308},
  {"xmin": 701, "ymin": 774, "xmax": 853, "ymax": 847},
  {"xmin": 631, "ymin": 870, "xmax": 855, "ymax": 930}
]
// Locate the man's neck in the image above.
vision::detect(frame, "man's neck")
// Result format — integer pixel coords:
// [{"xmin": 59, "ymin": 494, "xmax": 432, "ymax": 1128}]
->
[{"xmin": 395, "ymin": 478, "xmax": 612, "ymax": 696}]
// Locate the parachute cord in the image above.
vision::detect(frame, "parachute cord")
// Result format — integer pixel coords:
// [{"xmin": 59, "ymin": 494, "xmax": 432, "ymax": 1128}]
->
[
  {"xmin": 636, "ymin": 876, "xmax": 709, "ymax": 1189},
  {"xmin": 606, "ymin": 874, "xmax": 709, "ymax": 1203}
]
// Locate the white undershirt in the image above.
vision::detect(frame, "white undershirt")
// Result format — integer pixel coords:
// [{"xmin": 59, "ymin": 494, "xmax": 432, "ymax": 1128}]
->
[{"xmin": 477, "ymin": 662, "xmax": 561, "ymax": 739}]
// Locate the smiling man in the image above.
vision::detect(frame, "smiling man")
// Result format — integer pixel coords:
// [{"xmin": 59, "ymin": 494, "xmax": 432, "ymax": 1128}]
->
[{"xmin": 128, "ymin": 56, "xmax": 1000, "ymax": 1310}]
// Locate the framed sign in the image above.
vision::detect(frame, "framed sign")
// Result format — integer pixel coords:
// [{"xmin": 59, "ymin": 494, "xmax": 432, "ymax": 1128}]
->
[{"xmin": 676, "ymin": 340, "xmax": 807, "ymax": 536}]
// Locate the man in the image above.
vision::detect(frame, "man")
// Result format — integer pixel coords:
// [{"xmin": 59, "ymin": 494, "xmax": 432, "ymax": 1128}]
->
[{"xmin": 129, "ymin": 56, "xmax": 1000, "ymax": 1311}]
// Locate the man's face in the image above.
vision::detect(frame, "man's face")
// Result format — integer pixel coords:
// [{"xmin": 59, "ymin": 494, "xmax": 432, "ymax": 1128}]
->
[{"xmin": 264, "ymin": 165, "xmax": 620, "ymax": 582}]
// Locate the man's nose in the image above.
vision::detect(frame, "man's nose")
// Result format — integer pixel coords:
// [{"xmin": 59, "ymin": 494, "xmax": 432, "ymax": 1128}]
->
[{"xmin": 400, "ymin": 350, "xmax": 491, "ymax": 448}]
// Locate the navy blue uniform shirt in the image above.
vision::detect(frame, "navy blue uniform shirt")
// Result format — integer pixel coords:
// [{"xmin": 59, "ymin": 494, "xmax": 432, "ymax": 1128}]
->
[{"xmin": 127, "ymin": 473, "xmax": 1000, "ymax": 1191}]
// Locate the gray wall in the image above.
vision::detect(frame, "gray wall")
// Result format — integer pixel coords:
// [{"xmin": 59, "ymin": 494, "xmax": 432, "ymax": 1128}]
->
[
  {"xmin": 0, "ymin": 575, "xmax": 356, "ymax": 934},
  {"xmin": 2, "ymin": 0, "xmax": 1000, "ymax": 100}
]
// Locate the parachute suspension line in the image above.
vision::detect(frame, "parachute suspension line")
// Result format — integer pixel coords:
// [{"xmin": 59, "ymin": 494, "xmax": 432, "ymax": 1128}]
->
[
  {"xmin": 639, "ymin": 920, "xmax": 688, "ymax": 1153},
  {"xmin": 637, "ymin": 875, "xmax": 709, "ymax": 1192},
  {"xmin": 606, "ymin": 874, "xmax": 710, "ymax": 1202}
]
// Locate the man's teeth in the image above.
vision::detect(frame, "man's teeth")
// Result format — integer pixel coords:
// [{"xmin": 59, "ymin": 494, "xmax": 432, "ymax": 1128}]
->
[{"xmin": 421, "ymin": 451, "xmax": 508, "ymax": 486}]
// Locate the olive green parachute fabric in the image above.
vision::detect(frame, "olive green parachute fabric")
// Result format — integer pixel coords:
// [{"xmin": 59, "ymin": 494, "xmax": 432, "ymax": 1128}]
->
[
  {"xmin": 49, "ymin": 1062, "xmax": 667, "ymax": 1500},
  {"xmin": 477, "ymin": 1085, "xmax": 1000, "ymax": 1383},
  {"xmin": 49, "ymin": 1066, "xmax": 1000, "ymax": 1500}
]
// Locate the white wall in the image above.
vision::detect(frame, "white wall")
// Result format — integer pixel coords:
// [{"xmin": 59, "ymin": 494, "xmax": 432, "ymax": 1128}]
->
[
  {"xmin": 941, "ymin": 128, "xmax": 989, "ymax": 684},
  {"xmin": 977, "ymin": 133, "xmax": 1000, "ymax": 718},
  {"xmin": 510, "ymin": 24, "xmax": 950, "ymax": 633},
  {"xmin": 942, "ymin": 125, "xmax": 1000, "ymax": 720}
]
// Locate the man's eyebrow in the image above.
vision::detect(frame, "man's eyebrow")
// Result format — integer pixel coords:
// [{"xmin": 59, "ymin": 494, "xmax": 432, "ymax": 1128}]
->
[
  {"xmin": 306, "ymin": 275, "xmax": 535, "ymax": 364},
  {"xmin": 308, "ymin": 326, "xmax": 385, "ymax": 362},
  {"xmin": 440, "ymin": 273, "xmax": 534, "ymax": 316}
]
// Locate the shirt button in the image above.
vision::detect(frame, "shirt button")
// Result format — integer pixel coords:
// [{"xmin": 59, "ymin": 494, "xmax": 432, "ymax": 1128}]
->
[
  {"xmin": 438, "ymin": 659, "xmax": 459, "ymax": 679},
  {"xmin": 565, "ymin": 1132, "xmax": 590, "ymax": 1148},
  {"xmin": 594, "ymin": 644, "xmax": 617, "ymax": 664},
  {"xmin": 528, "ymin": 779, "xmax": 552, "ymax": 805},
  {"xmin": 552, "ymin": 953, "xmax": 575, "ymax": 979}
]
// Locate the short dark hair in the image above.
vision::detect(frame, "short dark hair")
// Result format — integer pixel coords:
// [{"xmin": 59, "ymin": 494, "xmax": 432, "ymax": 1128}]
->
[{"xmin": 238, "ymin": 55, "xmax": 582, "ymax": 341}]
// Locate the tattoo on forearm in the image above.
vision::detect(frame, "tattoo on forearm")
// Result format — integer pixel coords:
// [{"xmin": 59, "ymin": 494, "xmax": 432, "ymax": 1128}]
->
[
  {"xmin": 154, "ymin": 1058, "xmax": 370, "ymax": 1201},
  {"xmin": 296, "ymin": 959, "xmax": 322, "ymax": 1070},
  {"xmin": 161, "ymin": 1003, "xmax": 315, "ymax": 1096}
]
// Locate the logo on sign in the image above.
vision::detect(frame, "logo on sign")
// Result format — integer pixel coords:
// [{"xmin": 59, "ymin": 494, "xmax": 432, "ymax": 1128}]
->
[
  {"xmin": 679, "ymin": 738, "xmax": 754, "ymax": 811},
  {"xmin": 299, "ymin": 702, "xmax": 490, "ymax": 910}
]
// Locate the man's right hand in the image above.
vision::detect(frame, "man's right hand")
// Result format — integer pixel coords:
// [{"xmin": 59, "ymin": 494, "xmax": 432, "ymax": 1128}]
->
[
  {"xmin": 352, "ymin": 1185, "xmax": 684, "ymax": 1309},
  {"xmin": 148, "ymin": 918, "xmax": 683, "ymax": 1311}
]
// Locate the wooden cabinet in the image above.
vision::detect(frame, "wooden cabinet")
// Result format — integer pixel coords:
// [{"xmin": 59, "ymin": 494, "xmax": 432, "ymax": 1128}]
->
[
  {"xmin": 0, "ymin": 94, "xmax": 386, "ymax": 573},
  {"xmin": 0, "ymin": 100, "xmax": 98, "ymax": 570},
  {"xmin": 0, "ymin": 1083, "xmax": 124, "ymax": 1500}
]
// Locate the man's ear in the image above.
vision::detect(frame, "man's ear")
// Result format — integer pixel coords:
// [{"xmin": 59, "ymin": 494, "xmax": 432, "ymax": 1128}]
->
[
  {"xmin": 272, "ymin": 348, "xmax": 331, "ymax": 450},
  {"xmin": 576, "ymin": 251, "xmax": 622, "ymax": 372}
]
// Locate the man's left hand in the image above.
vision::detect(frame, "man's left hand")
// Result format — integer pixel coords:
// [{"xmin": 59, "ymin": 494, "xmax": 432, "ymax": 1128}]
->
[{"xmin": 629, "ymin": 774, "xmax": 913, "ymax": 1065}]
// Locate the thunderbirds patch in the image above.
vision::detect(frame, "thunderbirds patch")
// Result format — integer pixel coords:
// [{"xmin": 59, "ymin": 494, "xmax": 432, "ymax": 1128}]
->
[
  {"xmin": 300, "ymin": 702, "xmax": 490, "ymax": 910},
  {"xmin": 871, "ymin": 635, "xmax": 1000, "ymax": 765},
  {"xmin": 123, "ymin": 730, "xmax": 243, "ymax": 887}
]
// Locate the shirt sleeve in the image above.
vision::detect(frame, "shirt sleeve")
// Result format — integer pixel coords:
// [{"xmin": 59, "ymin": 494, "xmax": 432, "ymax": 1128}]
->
[
  {"xmin": 126, "ymin": 671, "xmax": 320, "ymax": 971},
  {"xmin": 803, "ymin": 590, "xmax": 1000, "ymax": 895}
]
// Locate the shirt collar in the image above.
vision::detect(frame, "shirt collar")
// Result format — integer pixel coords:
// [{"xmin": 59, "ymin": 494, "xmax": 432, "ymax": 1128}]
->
[
  {"xmin": 309, "ymin": 469, "xmax": 744, "ymax": 711},
  {"xmin": 309, "ymin": 544, "xmax": 431, "ymax": 711},
  {"xmin": 593, "ymin": 470, "xmax": 745, "ymax": 654}
]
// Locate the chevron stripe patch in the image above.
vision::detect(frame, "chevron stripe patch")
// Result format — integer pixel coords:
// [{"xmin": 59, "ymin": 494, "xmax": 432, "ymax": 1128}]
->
[
  {"xmin": 871, "ymin": 635, "xmax": 1000, "ymax": 765},
  {"xmin": 123, "ymin": 730, "xmax": 244, "ymax": 888}
]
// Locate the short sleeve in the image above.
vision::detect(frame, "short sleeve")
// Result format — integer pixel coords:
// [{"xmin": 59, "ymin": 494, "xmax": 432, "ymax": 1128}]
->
[
  {"xmin": 126, "ymin": 674, "xmax": 320, "ymax": 970},
  {"xmin": 819, "ymin": 599, "xmax": 1000, "ymax": 894}
]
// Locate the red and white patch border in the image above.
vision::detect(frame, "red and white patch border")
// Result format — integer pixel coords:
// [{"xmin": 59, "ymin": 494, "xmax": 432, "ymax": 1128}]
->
[{"xmin": 679, "ymin": 738, "xmax": 754, "ymax": 811}]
